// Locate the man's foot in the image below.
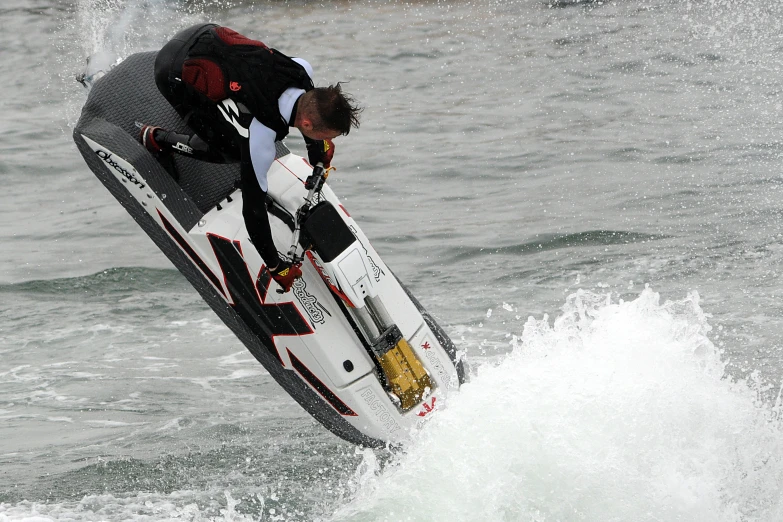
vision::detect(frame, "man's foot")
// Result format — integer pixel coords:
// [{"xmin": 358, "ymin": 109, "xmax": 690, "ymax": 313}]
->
[
  {"xmin": 140, "ymin": 125, "xmax": 165, "ymax": 154},
  {"xmin": 139, "ymin": 125, "xmax": 201, "ymax": 156},
  {"xmin": 139, "ymin": 125, "xmax": 180, "ymax": 181}
]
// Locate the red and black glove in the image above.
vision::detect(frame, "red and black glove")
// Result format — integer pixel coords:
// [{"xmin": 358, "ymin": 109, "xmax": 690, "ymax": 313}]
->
[
  {"xmin": 322, "ymin": 139, "xmax": 334, "ymax": 168},
  {"xmin": 270, "ymin": 260, "xmax": 302, "ymax": 293},
  {"xmin": 306, "ymin": 139, "xmax": 335, "ymax": 168}
]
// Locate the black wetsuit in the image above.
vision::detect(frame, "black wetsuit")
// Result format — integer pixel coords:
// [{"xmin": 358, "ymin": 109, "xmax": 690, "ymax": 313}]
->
[{"xmin": 153, "ymin": 23, "xmax": 322, "ymax": 267}]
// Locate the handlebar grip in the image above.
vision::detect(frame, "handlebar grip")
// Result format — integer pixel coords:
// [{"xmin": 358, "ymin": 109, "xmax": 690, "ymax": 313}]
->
[{"xmin": 305, "ymin": 164, "xmax": 326, "ymax": 191}]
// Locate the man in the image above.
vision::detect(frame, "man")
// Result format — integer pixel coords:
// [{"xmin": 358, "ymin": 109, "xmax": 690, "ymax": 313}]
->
[{"xmin": 140, "ymin": 23, "xmax": 361, "ymax": 292}]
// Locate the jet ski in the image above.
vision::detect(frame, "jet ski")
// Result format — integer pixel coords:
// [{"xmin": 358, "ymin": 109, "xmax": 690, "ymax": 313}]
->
[{"xmin": 72, "ymin": 51, "xmax": 465, "ymax": 447}]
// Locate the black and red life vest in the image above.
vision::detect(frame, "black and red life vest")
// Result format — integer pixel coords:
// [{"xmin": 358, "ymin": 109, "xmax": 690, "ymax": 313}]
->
[{"xmin": 180, "ymin": 26, "xmax": 314, "ymax": 141}]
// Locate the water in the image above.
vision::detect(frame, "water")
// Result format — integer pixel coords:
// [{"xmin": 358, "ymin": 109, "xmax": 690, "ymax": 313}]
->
[{"xmin": 2, "ymin": 0, "xmax": 783, "ymax": 519}]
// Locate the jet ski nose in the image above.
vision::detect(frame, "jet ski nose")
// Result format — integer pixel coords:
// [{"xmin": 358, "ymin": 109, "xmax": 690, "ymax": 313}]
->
[{"xmin": 76, "ymin": 51, "xmax": 119, "ymax": 90}]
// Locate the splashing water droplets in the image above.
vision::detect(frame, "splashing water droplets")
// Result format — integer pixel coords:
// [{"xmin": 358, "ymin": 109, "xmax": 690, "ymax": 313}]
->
[{"xmin": 334, "ymin": 287, "xmax": 783, "ymax": 521}]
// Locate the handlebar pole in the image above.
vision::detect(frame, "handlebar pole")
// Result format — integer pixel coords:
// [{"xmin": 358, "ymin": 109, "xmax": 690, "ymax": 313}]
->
[{"xmin": 284, "ymin": 163, "xmax": 326, "ymax": 263}]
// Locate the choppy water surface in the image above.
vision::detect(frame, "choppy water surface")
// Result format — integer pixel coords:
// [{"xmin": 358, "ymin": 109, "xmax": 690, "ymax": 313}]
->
[{"xmin": 3, "ymin": 0, "xmax": 783, "ymax": 520}]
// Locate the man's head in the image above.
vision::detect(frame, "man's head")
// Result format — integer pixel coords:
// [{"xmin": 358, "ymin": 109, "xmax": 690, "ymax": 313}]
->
[{"xmin": 295, "ymin": 83, "xmax": 362, "ymax": 141}]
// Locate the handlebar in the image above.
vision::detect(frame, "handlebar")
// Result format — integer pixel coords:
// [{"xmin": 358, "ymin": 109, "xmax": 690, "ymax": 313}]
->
[{"xmin": 275, "ymin": 163, "xmax": 327, "ymax": 294}]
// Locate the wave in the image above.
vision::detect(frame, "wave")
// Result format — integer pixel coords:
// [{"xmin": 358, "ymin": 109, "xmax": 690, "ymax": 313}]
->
[
  {"xmin": 449, "ymin": 230, "xmax": 666, "ymax": 261},
  {"xmin": 0, "ymin": 267, "xmax": 187, "ymax": 297},
  {"xmin": 5, "ymin": 288, "xmax": 780, "ymax": 521},
  {"xmin": 331, "ymin": 287, "xmax": 783, "ymax": 521}
]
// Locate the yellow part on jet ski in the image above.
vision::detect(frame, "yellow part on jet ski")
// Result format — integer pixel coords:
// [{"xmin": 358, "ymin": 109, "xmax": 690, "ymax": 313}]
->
[{"xmin": 377, "ymin": 337, "xmax": 433, "ymax": 411}]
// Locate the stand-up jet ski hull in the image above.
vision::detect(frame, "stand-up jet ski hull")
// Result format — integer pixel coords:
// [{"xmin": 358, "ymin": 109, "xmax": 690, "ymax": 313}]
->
[{"xmin": 73, "ymin": 52, "xmax": 464, "ymax": 446}]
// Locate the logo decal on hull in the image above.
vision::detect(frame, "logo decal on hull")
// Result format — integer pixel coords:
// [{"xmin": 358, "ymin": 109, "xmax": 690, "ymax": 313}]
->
[
  {"xmin": 95, "ymin": 150, "xmax": 147, "ymax": 188},
  {"xmin": 349, "ymin": 225, "xmax": 385, "ymax": 282},
  {"xmin": 360, "ymin": 388, "xmax": 401, "ymax": 434},
  {"xmin": 423, "ymin": 342, "xmax": 450, "ymax": 382},
  {"xmin": 416, "ymin": 397, "xmax": 436, "ymax": 417},
  {"xmin": 292, "ymin": 277, "xmax": 330, "ymax": 327},
  {"xmin": 82, "ymin": 136, "xmax": 148, "ymax": 190}
]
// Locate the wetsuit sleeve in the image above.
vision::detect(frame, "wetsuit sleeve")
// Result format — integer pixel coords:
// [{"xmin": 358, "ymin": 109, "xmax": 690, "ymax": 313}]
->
[
  {"xmin": 288, "ymin": 58, "xmax": 326, "ymax": 163},
  {"xmin": 248, "ymin": 119, "xmax": 277, "ymax": 192},
  {"xmin": 242, "ymin": 120, "xmax": 280, "ymax": 267},
  {"xmin": 292, "ymin": 58, "xmax": 313, "ymax": 80},
  {"xmin": 303, "ymin": 135, "xmax": 327, "ymax": 166}
]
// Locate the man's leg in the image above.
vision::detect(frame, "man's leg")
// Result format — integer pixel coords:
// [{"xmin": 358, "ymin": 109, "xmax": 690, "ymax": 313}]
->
[
  {"xmin": 139, "ymin": 125, "xmax": 211, "ymax": 159},
  {"xmin": 142, "ymin": 23, "xmax": 231, "ymax": 165},
  {"xmin": 154, "ymin": 23, "xmax": 217, "ymax": 115}
]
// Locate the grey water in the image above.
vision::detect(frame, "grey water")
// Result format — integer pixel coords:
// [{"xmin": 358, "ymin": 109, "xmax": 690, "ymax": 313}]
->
[{"xmin": 3, "ymin": 0, "xmax": 783, "ymax": 520}]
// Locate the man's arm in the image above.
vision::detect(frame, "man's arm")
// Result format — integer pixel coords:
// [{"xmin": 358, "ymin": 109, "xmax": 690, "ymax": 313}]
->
[
  {"xmin": 303, "ymin": 135, "xmax": 327, "ymax": 166},
  {"xmin": 242, "ymin": 121, "xmax": 281, "ymax": 269}
]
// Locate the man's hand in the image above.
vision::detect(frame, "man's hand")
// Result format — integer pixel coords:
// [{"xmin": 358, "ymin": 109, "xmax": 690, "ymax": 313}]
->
[
  {"xmin": 270, "ymin": 260, "xmax": 302, "ymax": 293},
  {"xmin": 305, "ymin": 164, "xmax": 326, "ymax": 191},
  {"xmin": 306, "ymin": 139, "xmax": 335, "ymax": 168},
  {"xmin": 322, "ymin": 139, "xmax": 334, "ymax": 168}
]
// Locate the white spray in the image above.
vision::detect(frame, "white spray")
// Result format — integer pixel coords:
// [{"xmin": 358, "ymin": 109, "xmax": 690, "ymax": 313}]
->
[{"xmin": 331, "ymin": 287, "xmax": 783, "ymax": 521}]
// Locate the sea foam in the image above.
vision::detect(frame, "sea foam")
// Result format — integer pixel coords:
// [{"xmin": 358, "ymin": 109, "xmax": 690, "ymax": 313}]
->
[{"xmin": 330, "ymin": 287, "xmax": 783, "ymax": 522}]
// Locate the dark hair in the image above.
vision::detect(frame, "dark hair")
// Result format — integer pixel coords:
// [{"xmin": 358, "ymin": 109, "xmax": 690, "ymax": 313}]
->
[{"xmin": 310, "ymin": 83, "xmax": 362, "ymax": 135}]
